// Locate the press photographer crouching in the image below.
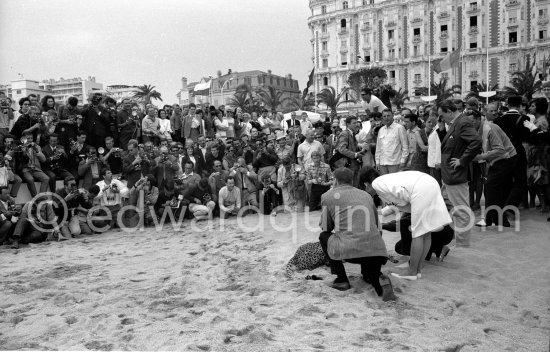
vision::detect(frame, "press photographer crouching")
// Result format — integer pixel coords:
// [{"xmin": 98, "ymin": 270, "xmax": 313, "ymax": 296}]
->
[
  {"xmin": 8, "ymin": 193, "xmax": 57, "ymax": 249},
  {"xmin": 93, "ymin": 168, "xmax": 129, "ymax": 230},
  {"xmin": 55, "ymin": 176, "xmax": 94, "ymax": 239}
]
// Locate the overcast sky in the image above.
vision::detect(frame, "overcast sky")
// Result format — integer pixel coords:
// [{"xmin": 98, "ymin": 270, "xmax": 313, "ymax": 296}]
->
[{"xmin": 0, "ymin": 0, "xmax": 312, "ymax": 103}]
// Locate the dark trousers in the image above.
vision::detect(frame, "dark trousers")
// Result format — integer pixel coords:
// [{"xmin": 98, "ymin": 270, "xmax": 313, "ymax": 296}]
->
[
  {"xmin": 505, "ymin": 148, "xmax": 527, "ymax": 207},
  {"xmin": 11, "ymin": 218, "xmax": 46, "ymax": 243},
  {"xmin": 389, "ymin": 214, "xmax": 454, "ymax": 260},
  {"xmin": 484, "ymin": 156, "xmax": 516, "ymax": 225},
  {"xmin": 45, "ymin": 168, "xmax": 73, "ymax": 194},
  {"xmin": 309, "ymin": 184, "xmax": 330, "ymax": 211},
  {"xmin": 469, "ymin": 162, "xmax": 484, "ymax": 206},
  {"xmin": 430, "ymin": 167, "xmax": 442, "ymax": 187},
  {"xmin": 0, "ymin": 220, "xmax": 13, "ymax": 243},
  {"xmin": 319, "ymin": 231, "xmax": 387, "ymax": 293}
]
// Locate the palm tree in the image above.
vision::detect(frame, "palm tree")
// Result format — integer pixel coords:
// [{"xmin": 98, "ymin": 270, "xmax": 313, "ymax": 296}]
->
[
  {"xmin": 316, "ymin": 86, "xmax": 353, "ymax": 118},
  {"xmin": 256, "ymin": 86, "xmax": 289, "ymax": 113},
  {"xmin": 133, "ymin": 84, "xmax": 163, "ymax": 106},
  {"xmin": 287, "ymin": 94, "xmax": 315, "ymax": 111},
  {"xmin": 227, "ymin": 92, "xmax": 251, "ymax": 113},
  {"xmin": 465, "ymin": 82, "xmax": 501, "ymax": 102},
  {"xmin": 502, "ymin": 59, "xmax": 542, "ymax": 100},
  {"xmin": 234, "ymin": 83, "xmax": 256, "ymax": 112},
  {"xmin": 391, "ymin": 88, "xmax": 410, "ymax": 110},
  {"xmin": 417, "ymin": 78, "xmax": 461, "ymax": 105}
]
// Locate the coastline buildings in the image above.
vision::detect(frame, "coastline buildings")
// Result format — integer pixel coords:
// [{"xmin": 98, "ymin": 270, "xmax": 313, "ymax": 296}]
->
[
  {"xmin": 105, "ymin": 85, "xmax": 140, "ymax": 102},
  {"xmin": 180, "ymin": 70, "xmax": 301, "ymax": 107},
  {"xmin": 307, "ymin": 0, "xmax": 550, "ymax": 103}
]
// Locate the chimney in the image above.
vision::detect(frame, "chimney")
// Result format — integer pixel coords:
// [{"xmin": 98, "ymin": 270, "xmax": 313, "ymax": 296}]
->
[
  {"xmin": 267, "ymin": 69, "xmax": 272, "ymax": 75},
  {"xmin": 217, "ymin": 70, "xmax": 222, "ymax": 77},
  {"xmin": 288, "ymin": 74, "xmax": 292, "ymax": 80},
  {"xmin": 181, "ymin": 77, "xmax": 188, "ymax": 90}
]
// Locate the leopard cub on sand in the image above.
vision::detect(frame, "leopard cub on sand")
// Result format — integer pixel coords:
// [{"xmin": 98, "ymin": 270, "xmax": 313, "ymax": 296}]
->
[{"xmin": 285, "ymin": 242, "xmax": 329, "ymax": 279}]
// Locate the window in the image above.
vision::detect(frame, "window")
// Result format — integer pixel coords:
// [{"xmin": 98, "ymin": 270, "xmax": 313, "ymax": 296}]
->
[
  {"xmin": 470, "ymin": 81, "xmax": 477, "ymax": 91},
  {"xmin": 509, "ymin": 17, "xmax": 517, "ymax": 24},
  {"xmin": 276, "ymin": 78, "xmax": 280, "ymax": 86},
  {"xmin": 413, "ymin": 45, "xmax": 419, "ymax": 56},
  {"xmin": 363, "ymin": 0, "xmax": 368, "ymax": 5},
  {"xmin": 441, "ymin": 24, "xmax": 448, "ymax": 32},
  {"xmin": 509, "ymin": 63, "xmax": 517, "ymax": 71},
  {"xmin": 322, "ymin": 41, "xmax": 328, "ymax": 50},
  {"xmin": 470, "ymin": 42, "xmax": 477, "ymax": 48},
  {"xmin": 540, "ymin": 8, "xmax": 548, "ymax": 18},
  {"xmin": 414, "ymin": 28, "xmax": 420, "ymax": 36},
  {"xmin": 341, "ymin": 55, "xmax": 347, "ymax": 65},
  {"xmin": 388, "ymin": 29, "xmax": 394, "ymax": 40},
  {"xmin": 321, "ymin": 5, "xmax": 326, "ymax": 14},
  {"xmin": 470, "ymin": 16, "xmax": 477, "ymax": 27},
  {"xmin": 389, "ymin": 48, "xmax": 395, "ymax": 59},
  {"xmin": 365, "ymin": 55, "xmax": 371, "ymax": 62},
  {"xmin": 16, "ymin": 89, "xmax": 21, "ymax": 94},
  {"xmin": 540, "ymin": 30, "xmax": 547, "ymax": 39},
  {"xmin": 414, "ymin": 74, "xmax": 421, "ymax": 82},
  {"xmin": 322, "ymin": 59, "xmax": 328, "ymax": 68},
  {"xmin": 323, "ymin": 77, "xmax": 329, "ymax": 86},
  {"xmin": 389, "ymin": 70, "xmax": 396, "ymax": 78},
  {"xmin": 509, "ymin": 32, "xmax": 517, "ymax": 43},
  {"xmin": 341, "ymin": 39, "xmax": 347, "ymax": 47},
  {"xmin": 343, "ymin": 1, "xmax": 348, "ymax": 9},
  {"xmin": 441, "ymin": 46, "xmax": 448, "ymax": 53},
  {"xmin": 470, "ymin": 2, "xmax": 477, "ymax": 11},
  {"xmin": 322, "ymin": 24, "xmax": 327, "ymax": 33},
  {"xmin": 341, "ymin": 19, "xmax": 347, "ymax": 28}
]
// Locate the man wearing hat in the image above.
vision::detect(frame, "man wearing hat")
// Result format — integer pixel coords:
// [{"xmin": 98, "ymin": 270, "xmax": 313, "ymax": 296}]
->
[{"xmin": 493, "ymin": 96, "xmax": 532, "ymax": 211}]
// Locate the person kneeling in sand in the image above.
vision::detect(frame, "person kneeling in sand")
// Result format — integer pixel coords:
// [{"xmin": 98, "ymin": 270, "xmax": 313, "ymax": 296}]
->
[
  {"xmin": 360, "ymin": 167, "xmax": 452, "ymax": 281},
  {"xmin": 319, "ymin": 167, "xmax": 396, "ymax": 301},
  {"xmin": 218, "ymin": 176, "xmax": 241, "ymax": 218}
]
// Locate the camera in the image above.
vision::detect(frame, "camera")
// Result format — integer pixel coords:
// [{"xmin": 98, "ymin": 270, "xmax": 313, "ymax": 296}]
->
[{"xmin": 161, "ymin": 154, "xmax": 169, "ymax": 162}]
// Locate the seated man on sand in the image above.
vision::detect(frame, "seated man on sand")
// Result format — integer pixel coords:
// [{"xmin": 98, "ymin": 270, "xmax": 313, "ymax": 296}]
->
[
  {"xmin": 319, "ymin": 167, "xmax": 396, "ymax": 301},
  {"xmin": 218, "ymin": 176, "xmax": 241, "ymax": 218}
]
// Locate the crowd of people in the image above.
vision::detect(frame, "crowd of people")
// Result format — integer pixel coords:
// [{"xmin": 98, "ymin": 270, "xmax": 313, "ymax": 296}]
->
[{"xmin": 0, "ymin": 85, "xmax": 549, "ymax": 296}]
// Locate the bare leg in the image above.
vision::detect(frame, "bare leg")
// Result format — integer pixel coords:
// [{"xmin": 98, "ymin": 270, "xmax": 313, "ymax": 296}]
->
[
  {"xmin": 408, "ymin": 236, "xmax": 424, "ymax": 276},
  {"xmin": 418, "ymin": 233, "xmax": 432, "ymax": 274}
]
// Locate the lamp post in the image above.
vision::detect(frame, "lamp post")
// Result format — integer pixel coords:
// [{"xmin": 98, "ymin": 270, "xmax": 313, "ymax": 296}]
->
[{"xmin": 220, "ymin": 77, "xmax": 233, "ymax": 106}]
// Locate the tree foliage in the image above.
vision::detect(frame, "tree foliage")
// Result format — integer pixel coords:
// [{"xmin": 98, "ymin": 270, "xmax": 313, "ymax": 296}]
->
[
  {"xmin": 133, "ymin": 84, "xmax": 163, "ymax": 106},
  {"xmin": 391, "ymin": 88, "xmax": 410, "ymax": 110},
  {"xmin": 256, "ymin": 86, "xmax": 289, "ymax": 113},
  {"xmin": 316, "ymin": 86, "xmax": 354, "ymax": 118},
  {"xmin": 287, "ymin": 93, "xmax": 315, "ymax": 112},
  {"xmin": 502, "ymin": 57, "xmax": 542, "ymax": 100},
  {"xmin": 465, "ymin": 82, "xmax": 501, "ymax": 102},
  {"xmin": 347, "ymin": 67, "xmax": 388, "ymax": 94},
  {"xmin": 416, "ymin": 78, "xmax": 461, "ymax": 105}
]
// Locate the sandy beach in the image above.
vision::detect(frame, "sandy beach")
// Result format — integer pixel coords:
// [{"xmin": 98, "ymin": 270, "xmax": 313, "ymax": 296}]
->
[{"xmin": 0, "ymin": 209, "xmax": 548, "ymax": 351}]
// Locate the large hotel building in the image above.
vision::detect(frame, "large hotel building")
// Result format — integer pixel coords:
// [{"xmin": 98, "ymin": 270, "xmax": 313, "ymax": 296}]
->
[{"xmin": 308, "ymin": 0, "xmax": 550, "ymax": 101}]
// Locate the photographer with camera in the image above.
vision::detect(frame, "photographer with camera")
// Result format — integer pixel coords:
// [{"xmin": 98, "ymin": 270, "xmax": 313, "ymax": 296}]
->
[
  {"xmin": 0, "ymin": 135, "xmax": 23, "ymax": 198},
  {"xmin": 122, "ymin": 140, "xmax": 151, "ymax": 188},
  {"xmin": 10, "ymin": 105, "xmax": 46, "ymax": 142},
  {"xmin": 67, "ymin": 130, "xmax": 88, "ymax": 179},
  {"xmin": 42, "ymin": 133, "xmax": 73, "ymax": 193},
  {"xmin": 103, "ymin": 97, "xmax": 119, "ymax": 146},
  {"xmin": 0, "ymin": 186, "xmax": 16, "ymax": 246},
  {"xmin": 229, "ymin": 157, "xmax": 259, "ymax": 209},
  {"xmin": 0, "ymin": 95, "xmax": 14, "ymax": 143},
  {"xmin": 124, "ymin": 174, "xmax": 159, "ymax": 227},
  {"xmin": 56, "ymin": 96, "xmax": 81, "ymax": 151},
  {"xmin": 101, "ymin": 136, "xmax": 123, "ymax": 177},
  {"xmin": 78, "ymin": 145, "xmax": 105, "ymax": 189},
  {"xmin": 18, "ymin": 131, "xmax": 50, "ymax": 196},
  {"xmin": 81, "ymin": 93, "xmax": 111, "ymax": 149},
  {"xmin": 142, "ymin": 107, "xmax": 162, "ymax": 145},
  {"xmin": 94, "ymin": 168, "xmax": 129, "ymax": 229},
  {"xmin": 184, "ymin": 177, "xmax": 215, "ymax": 220},
  {"xmin": 55, "ymin": 176, "xmax": 93, "ymax": 239},
  {"xmin": 117, "ymin": 99, "xmax": 141, "ymax": 147},
  {"xmin": 152, "ymin": 146, "xmax": 180, "ymax": 199}
]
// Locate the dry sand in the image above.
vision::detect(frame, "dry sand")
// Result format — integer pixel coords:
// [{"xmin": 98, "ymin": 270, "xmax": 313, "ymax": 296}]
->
[{"xmin": 0, "ymin": 209, "xmax": 548, "ymax": 351}]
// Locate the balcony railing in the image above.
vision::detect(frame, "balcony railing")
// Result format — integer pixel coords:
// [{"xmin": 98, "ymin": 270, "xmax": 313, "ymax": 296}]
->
[
  {"xmin": 413, "ymin": 35, "xmax": 422, "ymax": 43},
  {"xmin": 321, "ymin": 49, "xmax": 329, "ymax": 57},
  {"xmin": 386, "ymin": 21, "xmax": 396, "ymax": 28},
  {"xmin": 468, "ymin": 71, "xmax": 479, "ymax": 79},
  {"xmin": 361, "ymin": 24, "xmax": 372, "ymax": 32},
  {"xmin": 320, "ymin": 32, "xmax": 329, "ymax": 40},
  {"xmin": 411, "ymin": 18, "xmax": 422, "ymax": 24},
  {"xmin": 467, "ymin": 6, "xmax": 480, "ymax": 14},
  {"xmin": 338, "ymin": 28, "xmax": 349, "ymax": 36},
  {"xmin": 438, "ymin": 11, "xmax": 450, "ymax": 19},
  {"xmin": 440, "ymin": 31, "xmax": 448, "ymax": 39},
  {"xmin": 506, "ymin": 0, "xmax": 520, "ymax": 7},
  {"xmin": 469, "ymin": 26, "xmax": 479, "ymax": 35},
  {"xmin": 413, "ymin": 79, "xmax": 422, "ymax": 85},
  {"xmin": 538, "ymin": 17, "xmax": 549, "ymax": 25}
]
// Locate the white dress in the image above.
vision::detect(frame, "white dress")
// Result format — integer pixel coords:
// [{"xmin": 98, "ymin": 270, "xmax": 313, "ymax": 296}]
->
[{"xmin": 372, "ymin": 171, "xmax": 451, "ymax": 238}]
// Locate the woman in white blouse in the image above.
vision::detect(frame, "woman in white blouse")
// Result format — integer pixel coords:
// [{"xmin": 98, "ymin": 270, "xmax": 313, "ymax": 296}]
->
[{"xmin": 158, "ymin": 109, "xmax": 173, "ymax": 142}]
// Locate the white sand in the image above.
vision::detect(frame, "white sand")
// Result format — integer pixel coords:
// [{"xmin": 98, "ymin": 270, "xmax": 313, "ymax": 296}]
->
[{"xmin": 0, "ymin": 210, "xmax": 548, "ymax": 351}]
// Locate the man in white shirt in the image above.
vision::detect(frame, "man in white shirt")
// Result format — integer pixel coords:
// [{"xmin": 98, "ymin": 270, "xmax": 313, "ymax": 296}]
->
[
  {"xmin": 297, "ymin": 129, "xmax": 325, "ymax": 168},
  {"xmin": 258, "ymin": 109, "xmax": 272, "ymax": 136},
  {"xmin": 360, "ymin": 88, "xmax": 387, "ymax": 116},
  {"xmin": 299, "ymin": 112, "xmax": 313, "ymax": 135},
  {"xmin": 218, "ymin": 176, "xmax": 241, "ymax": 218},
  {"xmin": 95, "ymin": 169, "xmax": 129, "ymax": 229},
  {"xmin": 375, "ymin": 109, "xmax": 408, "ymax": 174}
]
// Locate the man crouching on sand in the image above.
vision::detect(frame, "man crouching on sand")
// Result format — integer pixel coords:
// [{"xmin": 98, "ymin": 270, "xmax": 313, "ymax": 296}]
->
[{"xmin": 319, "ymin": 167, "xmax": 396, "ymax": 301}]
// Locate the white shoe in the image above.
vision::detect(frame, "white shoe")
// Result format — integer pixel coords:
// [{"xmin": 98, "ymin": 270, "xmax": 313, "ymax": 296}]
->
[
  {"xmin": 391, "ymin": 272, "xmax": 418, "ymax": 281},
  {"xmin": 475, "ymin": 219, "xmax": 487, "ymax": 227}
]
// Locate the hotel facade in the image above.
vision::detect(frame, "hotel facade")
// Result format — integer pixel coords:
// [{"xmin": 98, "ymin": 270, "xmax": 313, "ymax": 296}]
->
[{"xmin": 308, "ymin": 0, "xmax": 550, "ymax": 102}]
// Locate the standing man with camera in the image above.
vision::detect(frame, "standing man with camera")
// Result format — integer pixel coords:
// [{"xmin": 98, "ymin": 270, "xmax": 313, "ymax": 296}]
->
[
  {"xmin": 81, "ymin": 93, "xmax": 111, "ymax": 149},
  {"xmin": 19, "ymin": 131, "xmax": 50, "ymax": 196},
  {"xmin": 117, "ymin": 99, "xmax": 141, "ymax": 147},
  {"xmin": 78, "ymin": 145, "xmax": 105, "ymax": 189},
  {"xmin": 42, "ymin": 133, "xmax": 73, "ymax": 194},
  {"xmin": 57, "ymin": 96, "xmax": 81, "ymax": 151},
  {"xmin": 123, "ymin": 141, "xmax": 151, "ymax": 188},
  {"xmin": 152, "ymin": 146, "xmax": 180, "ymax": 201}
]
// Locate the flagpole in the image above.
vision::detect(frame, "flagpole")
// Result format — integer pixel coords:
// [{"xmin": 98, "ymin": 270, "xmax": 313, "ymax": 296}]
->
[{"xmin": 314, "ymin": 69, "xmax": 317, "ymax": 113}]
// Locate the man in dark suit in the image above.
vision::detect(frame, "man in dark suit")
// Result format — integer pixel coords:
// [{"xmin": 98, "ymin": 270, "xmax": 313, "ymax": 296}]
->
[
  {"xmin": 122, "ymin": 140, "xmax": 151, "ymax": 188},
  {"xmin": 283, "ymin": 111, "xmax": 301, "ymax": 134},
  {"xmin": 334, "ymin": 116, "xmax": 366, "ymax": 185},
  {"xmin": 42, "ymin": 133, "xmax": 73, "ymax": 193},
  {"xmin": 80, "ymin": 93, "xmax": 111, "ymax": 149},
  {"xmin": 438, "ymin": 100, "xmax": 482, "ymax": 247},
  {"xmin": 493, "ymin": 96, "xmax": 532, "ymax": 209}
]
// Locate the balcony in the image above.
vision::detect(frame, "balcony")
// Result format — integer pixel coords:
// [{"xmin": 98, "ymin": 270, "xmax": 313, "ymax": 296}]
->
[
  {"xmin": 438, "ymin": 11, "xmax": 450, "ymax": 19},
  {"xmin": 362, "ymin": 46, "xmax": 371, "ymax": 53},
  {"xmin": 361, "ymin": 24, "xmax": 372, "ymax": 32},
  {"xmin": 538, "ymin": 17, "xmax": 549, "ymax": 26},
  {"xmin": 469, "ymin": 26, "xmax": 479, "ymax": 35},
  {"xmin": 440, "ymin": 31, "xmax": 449, "ymax": 39},
  {"xmin": 320, "ymin": 32, "xmax": 329, "ymax": 40},
  {"xmin": 387, "ymin": 55, "xmax": 396, "ymax": 62},
  {"xmin": 508, "ymin": 42, "xmax": 518, "ymax": 47},
  {"xmin": 413, "ymin": 35, "xmax": 422, "ymax": 43},
  {"xmin": 387, "ymin": 40, "xmax": 395, "ymax": 48},
  {"xmin": 506, "ymin": 0, "xmax": 520, "ymax": 7},
  {"xmin": 468, "ymin": 71, "xmax": 479, "ymax": 79},
  {"xmin": 411, "ymin": 17, "xmax": 422, "ymax": 24},
  {"xmin": 340, "ymin": 46, "xmax": 348, "ymax": 54},
  {"xmin": 386, "ymin": 21, "xmax": 397, "ymax": 28},
  {"xmin": 413, "ymin": 79, "xmax": 423, "ymax": 85},
  {"xmin": 338, "ymin": 28, "xmax": 349, "ymax": 36},
  {"xmin": 466, "ymin": 5, "xmax": 480, "ymax": 14},
  {"xmin": 321, "ymin": 49, "xmax": 329, "ymax": 57}
]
